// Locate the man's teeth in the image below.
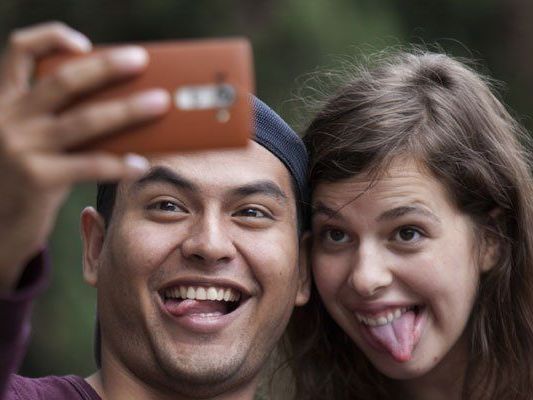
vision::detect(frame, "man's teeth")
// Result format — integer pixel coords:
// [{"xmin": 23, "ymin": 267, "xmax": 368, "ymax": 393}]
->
[
  {"xmin": 356, "ymin": 307, "xmax": 413, "ymax": 327},
  {"xmin": 164, "ymin": 286, "xmax": 240, "ymax": 302}
]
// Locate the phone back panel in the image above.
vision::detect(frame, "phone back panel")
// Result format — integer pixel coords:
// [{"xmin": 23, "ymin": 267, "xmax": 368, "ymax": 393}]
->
[{"xmin": 37, "ymin": 38, "xmax": 254, "ymax": 154}]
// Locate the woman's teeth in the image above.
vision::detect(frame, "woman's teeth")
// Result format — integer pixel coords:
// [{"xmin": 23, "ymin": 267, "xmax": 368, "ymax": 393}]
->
[
  {"xmin": 355, "ymin": 306, "xmax": 414, "ymax": 327},
  {"xmin": 164, "ymin": 286, "xmax": 241, "ymax": 302}
]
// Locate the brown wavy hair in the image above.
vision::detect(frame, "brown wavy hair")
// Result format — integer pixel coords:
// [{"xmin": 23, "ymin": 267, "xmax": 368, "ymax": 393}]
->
[{"xmin": 284, "ymin": 49, "xmax": 533, "ymax": 399}]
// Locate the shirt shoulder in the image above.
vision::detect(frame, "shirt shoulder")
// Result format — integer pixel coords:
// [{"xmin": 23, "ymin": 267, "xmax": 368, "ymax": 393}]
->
[{"xmin": 5, "ymin": 374, "xmax": 101, "ymax": 400}]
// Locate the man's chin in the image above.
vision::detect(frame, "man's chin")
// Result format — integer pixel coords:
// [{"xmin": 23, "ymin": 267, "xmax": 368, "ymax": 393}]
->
[
  {"xmin": 154, "ymin": 346, "xmax": 251, "ymax": 389},
  {"xmin": 167, "ymin": 360, "xmax": 240, "ymax": 385},
  {"xmin": 143, "ymin": 321, "xmax": 265, "ymax": 394},
  {"xmin": 142, "ymin": 357, "xmax": 257, "ymax": 399}
]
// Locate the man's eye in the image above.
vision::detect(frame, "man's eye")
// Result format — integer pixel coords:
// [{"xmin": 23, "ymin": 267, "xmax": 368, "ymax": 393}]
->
[
  {"xmin": 148, "ymin": 201, "xmax": 184, "ymax": 212},
  {"xmin": 324, "ymin": 229, "xmax": 350, "ymax": 243},
  {"xmin": 394, "ymin": 227, "xmax": 423, "ymax": 243},
  {"xmin": 234, "ymin": 208, "xmax": 268, "ymax": 218}
]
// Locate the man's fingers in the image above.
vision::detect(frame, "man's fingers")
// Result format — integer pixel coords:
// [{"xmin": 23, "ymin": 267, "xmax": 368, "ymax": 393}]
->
[
  {"xmin": 7, "ymin": 21, "xmax": 91, "ymax": 56},
  {"xmin": 28, "ymin": 153, "xmax": 151, "ymax": 187},
  {"xmin": 27, "ymin": 46, "xmax": 149, "ymax": 113},
  {"xmin": 33, "ymin": 89, "xmax": 170, "ymax": 151},
  {"xmin": 0, "ymin": 22, "xmax": 91, "ymax": 93}
]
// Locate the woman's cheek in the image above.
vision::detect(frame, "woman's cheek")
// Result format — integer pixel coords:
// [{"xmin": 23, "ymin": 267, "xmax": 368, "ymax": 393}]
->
[{"xmin": 313, "ymin": 254, "xmax": 341, "ymax": 297}]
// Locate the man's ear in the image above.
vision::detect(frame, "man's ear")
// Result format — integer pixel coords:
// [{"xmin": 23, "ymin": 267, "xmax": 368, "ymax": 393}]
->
[
  {"xmin": 479, "ymin": 208, "xmax": 503, "ymax": 273},
  {"xmin": 295, "ymin": 232, "xmax": 312, "ymax": 306},
  {"xmin": 81, "ymin": 206, "xmax": 106, "ymax": 287}
]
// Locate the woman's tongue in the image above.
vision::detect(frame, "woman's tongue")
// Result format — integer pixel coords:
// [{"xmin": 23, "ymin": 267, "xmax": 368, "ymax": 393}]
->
[
  {"xmin": 367, "ymin": 310, "xmax": 416, "ymax": 362},
  {"xmin": 165, "ymin": 299, "xmax": 229, "ymax": 317}
]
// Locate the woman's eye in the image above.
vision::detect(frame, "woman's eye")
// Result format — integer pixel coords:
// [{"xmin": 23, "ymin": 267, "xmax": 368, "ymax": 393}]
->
[
  {"xmin": 394, "ymin": 227, "xmax": 423, "ymax": 243},
  {"xmin": 324, "ymin": 229, "xmax": 349, "ymax": 243}
]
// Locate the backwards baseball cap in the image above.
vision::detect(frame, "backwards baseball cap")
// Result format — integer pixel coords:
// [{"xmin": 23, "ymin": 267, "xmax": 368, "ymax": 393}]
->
[
  {"xmin": 94, "ymin": 95, "xmax": 309, "ymax": 368},
  {"xmin": 251, "ymin": 95, "xmax": 308, "ymax": 208}
]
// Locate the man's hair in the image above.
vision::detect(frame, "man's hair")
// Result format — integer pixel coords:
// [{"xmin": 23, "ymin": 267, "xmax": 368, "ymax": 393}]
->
[
  {"xmin": 286, "ymin": 49, "xmax": 533, "ymax": 399},
  {"xmin": 96, "ymin": 183, "xmax": 116, "ymax": 227}
]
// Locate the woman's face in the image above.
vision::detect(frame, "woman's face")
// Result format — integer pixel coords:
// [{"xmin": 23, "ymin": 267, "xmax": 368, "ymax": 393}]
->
[{"xmin": 311, "ymin": 159, "xmax": 495, "ymax": 380}]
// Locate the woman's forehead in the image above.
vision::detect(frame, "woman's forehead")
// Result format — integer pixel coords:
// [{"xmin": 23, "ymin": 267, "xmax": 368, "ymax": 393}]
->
[{"xmin": 312, "ymin": 159, "xmax": 450, "ymax": 211}]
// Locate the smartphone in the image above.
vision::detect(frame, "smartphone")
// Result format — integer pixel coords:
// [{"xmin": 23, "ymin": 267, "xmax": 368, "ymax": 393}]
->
[{"xmin": 36, "ymin": 38, "xmax": 254, "ymax": 154}]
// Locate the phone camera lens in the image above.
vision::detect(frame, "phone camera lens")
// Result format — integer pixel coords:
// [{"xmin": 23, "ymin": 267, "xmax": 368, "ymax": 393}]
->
[{"xmin": 217, "ymin": 84, "xmax": 235, "ymax": 105}]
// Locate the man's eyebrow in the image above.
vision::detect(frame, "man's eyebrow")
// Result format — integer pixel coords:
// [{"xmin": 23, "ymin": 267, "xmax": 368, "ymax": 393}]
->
[
  {"xmin": 230, "ymin": 181, "xmax": 288, "ymax": 204},
  {"xmin": 132, "ymin": 166, "xmax": 197, "ymax": 192},
  {"xmin": 377, "ymin": 205, "xmax": 441, "ymax": 223}
]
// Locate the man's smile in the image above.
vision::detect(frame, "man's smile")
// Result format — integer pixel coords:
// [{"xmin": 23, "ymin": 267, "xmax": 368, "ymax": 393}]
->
[{"xmin": 157, "ymin": 278, "xmax": 253, "ymax": 334}]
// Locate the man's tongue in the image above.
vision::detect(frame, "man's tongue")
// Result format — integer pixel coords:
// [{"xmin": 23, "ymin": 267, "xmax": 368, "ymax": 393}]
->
[
  {"xmin": 367, "ymin": 310, "xmax": 416, "ymax": 362},
  {"xmin": 165, "ymin": 299, "xmax": 228, "ymax": 317}
]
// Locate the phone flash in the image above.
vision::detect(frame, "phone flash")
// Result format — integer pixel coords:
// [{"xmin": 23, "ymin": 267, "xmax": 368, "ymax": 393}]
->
[
  {"xmin": 216, "ymin": 109, "xmax": 231, "ymax": 123},
  {"xmin": 175, "ymin": 83, "xmax": 236, "ymax": 110}
]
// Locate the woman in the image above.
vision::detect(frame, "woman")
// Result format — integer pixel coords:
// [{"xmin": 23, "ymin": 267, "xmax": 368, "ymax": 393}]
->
[{"xmin": 287, "ymin": 50, "xmax": 533, "ymax": 399}]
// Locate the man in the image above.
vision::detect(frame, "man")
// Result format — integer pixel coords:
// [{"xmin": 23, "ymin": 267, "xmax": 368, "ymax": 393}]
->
[{"xmin": 0, "ymin": 22, "xmax": 310, "ymax": 399}]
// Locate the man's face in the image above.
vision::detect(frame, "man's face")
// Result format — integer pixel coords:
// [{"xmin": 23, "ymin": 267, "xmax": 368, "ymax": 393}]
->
[{"xmin": 82, "ymin": 142, "xmax": 309, "ymax": 396}]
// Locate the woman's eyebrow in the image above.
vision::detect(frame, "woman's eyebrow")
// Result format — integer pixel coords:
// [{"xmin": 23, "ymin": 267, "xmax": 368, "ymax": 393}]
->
[
  {"xmin": 311, "ymin": 202, "xmax": 342, "ymax": 219},
  {"xmin": 377, "ymin": 205, "xmax": 441, "ymax": 223}
]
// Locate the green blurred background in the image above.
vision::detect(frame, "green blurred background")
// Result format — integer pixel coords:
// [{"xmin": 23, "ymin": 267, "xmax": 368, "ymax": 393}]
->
[{"xmin": 1, "ymin": 0, "xmax": 531, "ymax": 377}]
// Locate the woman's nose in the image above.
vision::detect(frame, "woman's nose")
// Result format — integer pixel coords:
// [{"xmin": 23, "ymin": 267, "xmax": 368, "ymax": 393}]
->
[{"xmin": 348, "ymin": 245, "xmax": 393, "ymax": 298}]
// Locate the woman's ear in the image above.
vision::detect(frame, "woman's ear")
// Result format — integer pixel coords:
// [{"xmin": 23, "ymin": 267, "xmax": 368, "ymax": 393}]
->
[
  {"xmin": 479, "ymin": 208, "xmax": 503, "ymax": 273},
  {"xmin": 295, "ymin": 232, "xmax": 312, "ymax": 306},
  {"xmin": 80, "ymin": 207, "xmax": 106, "ymax": 287}
]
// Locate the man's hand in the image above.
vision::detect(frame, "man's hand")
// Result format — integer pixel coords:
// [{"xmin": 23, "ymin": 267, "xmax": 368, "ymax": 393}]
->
[{"xmin": 0, "ymin": 22, "xmax": 170, "ymax": 292}]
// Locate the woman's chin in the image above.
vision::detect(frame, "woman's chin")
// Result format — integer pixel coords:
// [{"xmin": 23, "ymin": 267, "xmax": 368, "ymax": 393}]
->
[{"xmin": 362, "ymin": 348, "xmax": 439, "ymax": 381}]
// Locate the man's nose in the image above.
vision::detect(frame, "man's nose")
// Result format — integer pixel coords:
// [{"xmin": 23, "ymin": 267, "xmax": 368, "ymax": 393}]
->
[
  {"xmin": 180, "ymin": 213, "xmax": 236, "ymax": 265},
  {"xmin": 348, "ymin": 243, "xmax": 393, "ymax": 298}
]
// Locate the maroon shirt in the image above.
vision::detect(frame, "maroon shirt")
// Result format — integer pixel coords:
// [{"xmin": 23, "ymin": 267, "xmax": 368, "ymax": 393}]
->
[
  {"xmin": 0, "ymin": 253, "xmax": 101, "ymax": 400},
  {"xmin": 5, "ymin": 375, "xmax": 100, "ymax": 400}
]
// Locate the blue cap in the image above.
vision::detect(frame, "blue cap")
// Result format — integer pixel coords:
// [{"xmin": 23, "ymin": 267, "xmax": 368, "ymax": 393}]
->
[{"xmin": 251, "ymin": 96, "xmax": 309, "ymax": 208}]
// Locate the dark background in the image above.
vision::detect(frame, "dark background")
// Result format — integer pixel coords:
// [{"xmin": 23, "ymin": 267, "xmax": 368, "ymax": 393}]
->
[{"xmin": 2, "ymin": 0, "xmax": 531, "ymax": 377}]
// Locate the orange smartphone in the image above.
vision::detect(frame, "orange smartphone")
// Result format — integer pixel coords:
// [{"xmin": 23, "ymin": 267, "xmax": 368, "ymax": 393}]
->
[{"xmin": 36, "ymin": 38, "xmax": 254, "ymax": 154}]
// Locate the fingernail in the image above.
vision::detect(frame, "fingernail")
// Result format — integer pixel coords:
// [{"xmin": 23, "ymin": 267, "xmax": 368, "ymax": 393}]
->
[
  {"xmin": 132, "ymin": 89, "xmax": 171, "ymax": 115},
  {"xmin": 124, "ymin": 153, "xmax": 150, "ymax": 174},
  {"xmin": 109, "ymin": 47, "xmax": 148, "ymax": 71},
  {"xmin": 71, "ymin": 31, "xmax": 92, "ymax": 52}
]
